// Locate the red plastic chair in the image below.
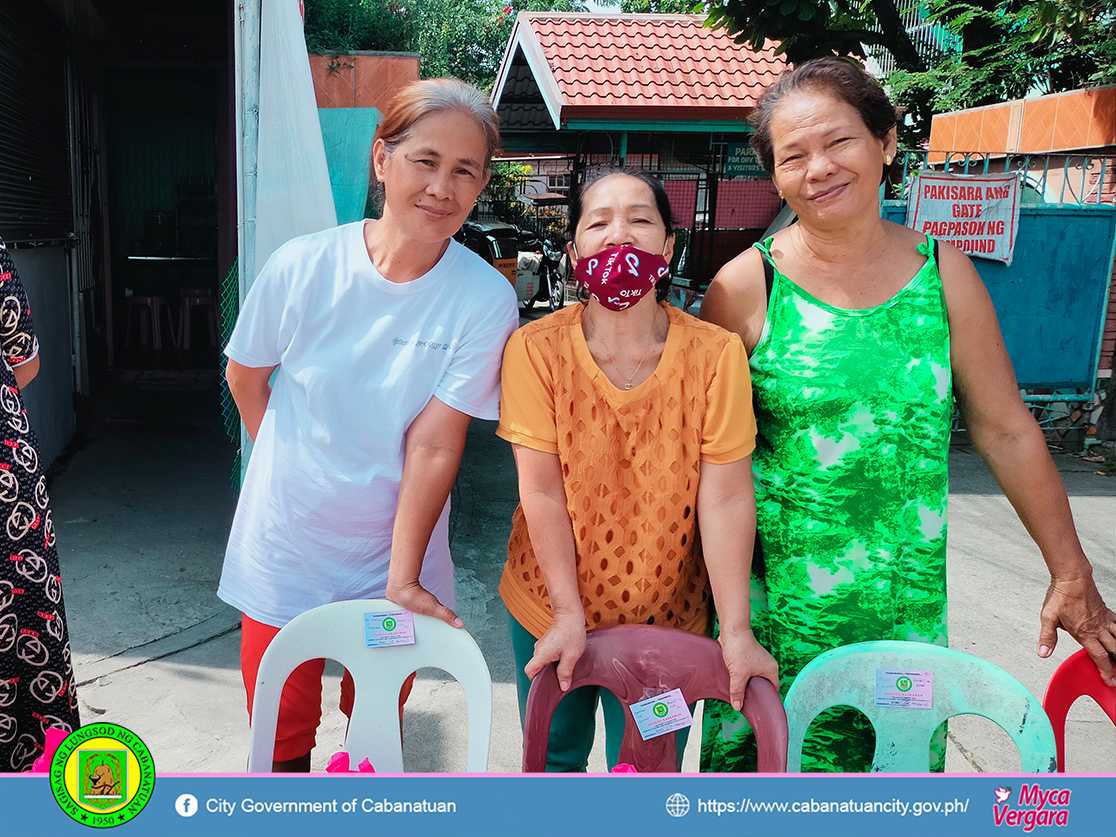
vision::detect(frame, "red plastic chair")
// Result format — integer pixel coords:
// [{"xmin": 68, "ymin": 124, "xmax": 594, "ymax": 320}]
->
[
  {"xmin": 522, "ymin": 624, "xmax": 788, "ymax": 773},
  {"xmin": 1041, "ymin": 648, "xmax": 1116, "ymax": 772}
]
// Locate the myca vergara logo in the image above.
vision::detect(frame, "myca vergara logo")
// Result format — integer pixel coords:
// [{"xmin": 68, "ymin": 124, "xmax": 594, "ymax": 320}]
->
[
  {"xmin": 993, "ymin": 784, "xmax": 1070, "ymax": 831},
  {"xmin": 49, "ymin": 723, "xmax": 155, "ymax": 828}
]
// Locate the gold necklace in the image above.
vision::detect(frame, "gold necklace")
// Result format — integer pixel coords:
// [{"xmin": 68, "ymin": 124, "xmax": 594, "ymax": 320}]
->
[
  {"xmin": 586, "ymin": 308, "xmax": 662, "ymax": 390},
  {"xmin": 599, "ymin": 342, "xmax": 652, "ymax": 390}
]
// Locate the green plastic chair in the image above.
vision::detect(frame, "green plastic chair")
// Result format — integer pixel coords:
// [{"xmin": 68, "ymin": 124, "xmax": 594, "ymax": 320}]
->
[{"xmin": 784, "ymin": 640, "xmax": 1057, "ymax": 772}]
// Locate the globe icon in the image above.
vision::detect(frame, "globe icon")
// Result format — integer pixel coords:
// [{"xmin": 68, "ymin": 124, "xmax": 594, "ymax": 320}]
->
[{"xmin": 665, "ymin": 793, "xmax": 690, "ymax": 818}]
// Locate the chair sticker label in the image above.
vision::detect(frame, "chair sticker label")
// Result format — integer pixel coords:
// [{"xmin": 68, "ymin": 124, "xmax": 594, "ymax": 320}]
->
[
  {"xmin": 364, "ymin": 610, "xmax": 415, "ymax": 648},
  {"xmin": 630, "ymin": 688, "xmax": 692, "ymax": 741},
  {"xmin": 875, "ymin": 668, "xmax": 932, "ymax": 709}
]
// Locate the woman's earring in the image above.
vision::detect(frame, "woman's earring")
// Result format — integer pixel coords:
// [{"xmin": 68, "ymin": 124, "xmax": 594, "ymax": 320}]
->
[
  {"xmin": 885, "ymin": 155, "xmax": 893, "ymax": 166},
  {"xmin": 778, "ymin": 190, "xmax": 784, "ymax": 199}
]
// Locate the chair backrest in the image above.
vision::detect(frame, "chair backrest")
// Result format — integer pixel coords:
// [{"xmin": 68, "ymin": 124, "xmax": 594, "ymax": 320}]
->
[
  {"xmin": 522, "ymin": 624, "xmax": 788, "ymax": 772},
  {"xmin": 1042, "ymin": 648, "xmax": 1116, "ymax": 772},
  {"xmin": 247, "ymin": 599, "xmax": 492, "ymax": 773},
  {"xmin": 783, "ymin": 640, "xmax": 1057, "ymax": 773}
]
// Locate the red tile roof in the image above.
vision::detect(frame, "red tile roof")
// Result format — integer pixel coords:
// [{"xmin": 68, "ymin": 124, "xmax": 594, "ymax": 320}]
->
[{"xmin": 493, "ymin": 13, "xmax": 786, "ymax": 126}]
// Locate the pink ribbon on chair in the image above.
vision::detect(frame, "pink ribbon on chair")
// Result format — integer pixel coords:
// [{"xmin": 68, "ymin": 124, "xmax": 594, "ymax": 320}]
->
[{"xmin": 31, "ymin": 727, "xmax": 70, "ymax": 773}]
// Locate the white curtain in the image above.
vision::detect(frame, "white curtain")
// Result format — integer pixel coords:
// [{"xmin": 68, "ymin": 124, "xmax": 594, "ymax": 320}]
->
[{"xmin": 254, "ymin": 0, "xmax": 337, "ymax": 276}]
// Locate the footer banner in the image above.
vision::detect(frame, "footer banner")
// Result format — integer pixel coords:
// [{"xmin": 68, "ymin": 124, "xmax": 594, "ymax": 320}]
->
[{"xmin": 0, "ymin": 773, "xmax": 1108, "ymax": 836}]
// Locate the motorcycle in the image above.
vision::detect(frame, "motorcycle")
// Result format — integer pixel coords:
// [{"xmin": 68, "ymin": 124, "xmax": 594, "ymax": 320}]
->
[{"xmin": 517, "ymin": 232, "xmax": 569, "ymax": 312}]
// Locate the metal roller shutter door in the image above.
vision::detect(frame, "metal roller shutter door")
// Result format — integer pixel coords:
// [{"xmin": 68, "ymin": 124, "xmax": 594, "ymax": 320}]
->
[{"xmin": 0, "ymin": 0, "xmax": 70, "ymax": 243}]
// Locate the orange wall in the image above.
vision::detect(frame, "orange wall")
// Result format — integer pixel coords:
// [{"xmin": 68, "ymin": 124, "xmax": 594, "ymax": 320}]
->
[
  {"xmin": 929, "ymin": 86, "xmax": 1116, "ymax": 154},
  {"xmin": 308, "ymin": 53, "xmax": 420, "ymax": 110}
]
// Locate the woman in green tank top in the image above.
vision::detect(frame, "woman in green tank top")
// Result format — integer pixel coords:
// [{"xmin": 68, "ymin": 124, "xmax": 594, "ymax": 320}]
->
[{"xmin": 699, "ymin": 58, "xmax": 1116, "ymax": 773}]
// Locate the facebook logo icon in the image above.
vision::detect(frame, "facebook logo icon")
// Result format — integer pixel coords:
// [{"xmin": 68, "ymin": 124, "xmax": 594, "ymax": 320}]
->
[{"xmin": 175, "ymin": 794, "xmax": 198, "ymax": 817}]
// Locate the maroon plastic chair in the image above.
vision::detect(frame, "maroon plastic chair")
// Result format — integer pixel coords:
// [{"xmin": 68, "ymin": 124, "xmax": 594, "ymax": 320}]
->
[
  {"xmin": 522, "ymin": 624, "xmax": 788, "ymax": 773},
  {"xmin": 1041, "ymin": 648, "xmax": 1116, "ymax": 772}
]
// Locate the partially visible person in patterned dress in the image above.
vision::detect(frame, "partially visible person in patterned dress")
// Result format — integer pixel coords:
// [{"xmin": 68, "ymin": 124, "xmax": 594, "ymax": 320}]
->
[
  {"xmin": 699, "ymin": 57, "xmax": 1116, "ymax": 773},
  {"xmin": 0, "ymin": 236, "xmax": 80, "ymax": 772}
]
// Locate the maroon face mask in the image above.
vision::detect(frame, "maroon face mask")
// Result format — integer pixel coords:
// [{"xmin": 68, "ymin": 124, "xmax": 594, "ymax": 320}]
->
[{"xmin": 573, "ymin": 244, "xmax": 670, "ymax": 311}]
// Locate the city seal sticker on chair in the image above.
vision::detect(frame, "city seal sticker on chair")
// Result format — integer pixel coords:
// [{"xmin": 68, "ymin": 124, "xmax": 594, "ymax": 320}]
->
[
  {"xmin": 630, "ymin": 689, "xmax": 692, "ymax": 741},
  {"xmin": 874, "ymin": 669, "xmax": 932, "ymax": 709},
  {"xmin": 364, "ymin": 610, "xmax": 415, "ymax": 647}
]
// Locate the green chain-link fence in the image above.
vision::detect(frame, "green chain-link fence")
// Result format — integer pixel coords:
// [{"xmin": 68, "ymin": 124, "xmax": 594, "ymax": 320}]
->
[{"xmin": 219, "ymin": 258, "xmax": 241, "ymax": 493}]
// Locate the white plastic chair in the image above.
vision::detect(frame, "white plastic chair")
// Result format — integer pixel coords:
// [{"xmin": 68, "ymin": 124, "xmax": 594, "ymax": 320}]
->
[{"xmin": 247, "ymin": 599, "xmax": 492, "ymax": 773}]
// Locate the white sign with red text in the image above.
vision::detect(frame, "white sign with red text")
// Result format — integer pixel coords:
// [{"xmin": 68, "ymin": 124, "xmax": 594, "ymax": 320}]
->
[{"xmin": 906, "ymin": 172, "xmax": 1023, "ymax": 265}]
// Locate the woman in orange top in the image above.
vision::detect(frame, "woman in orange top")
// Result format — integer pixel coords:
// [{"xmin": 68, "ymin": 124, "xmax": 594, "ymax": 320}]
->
[{"xmin": 497, "ymin": 169, "xmax": 779, "ymax": 771}]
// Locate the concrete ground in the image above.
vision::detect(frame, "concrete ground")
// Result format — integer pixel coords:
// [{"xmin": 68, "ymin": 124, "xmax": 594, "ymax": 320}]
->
[{"xmin": 47, "ymin": 373, "xmax": 1115, "ymax": 774}]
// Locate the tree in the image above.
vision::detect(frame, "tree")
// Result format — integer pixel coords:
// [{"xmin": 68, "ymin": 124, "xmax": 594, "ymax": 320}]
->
[
  {"xmin": 415, "ymin": 0, "xmax": 517, "ymax": 87},
  {"xmin": 305, "ymin": 0, "xmax": 589, "ymax": 92},
  {"xmin": 619, "ymin": 0, "xmax": 699, "ymax": 12},
  {"xmin": 695, "ymin": 0, "xmax": 940, "ymax": 140},
  {"xmin": 696, "ymin": 0, "xmax": 926, "ymax": 68},
  {"xmin": 698, "ymin": 0, "xmax": 1116, "ymax": 142},
  {"xmin": 888, "ymin": 1, "xmax": 1116, "ymax": 118},
  {"xmin": 303, "ymin": 0, "xmax": 419, "ymax": 53},
  {"xmin": 483, "ymin": 160, "xmax": 535, "ymax": 224}
]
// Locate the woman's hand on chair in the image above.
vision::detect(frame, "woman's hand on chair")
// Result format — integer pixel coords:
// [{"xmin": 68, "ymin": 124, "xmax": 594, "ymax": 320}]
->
[
  {"xmin": 524, "ymin": 612, "xmax": 586, "ymax": 692},
  {"xmin": 385, "ymin": 578, "xmax": 463, "ymax": 629},
  {"xmin": 1038, "ymin": 572, "xmax": 1116, "ymax": 687},
  {"xmin": 718, "ymin": 628, "xmax": 780, "ymax": 711}
]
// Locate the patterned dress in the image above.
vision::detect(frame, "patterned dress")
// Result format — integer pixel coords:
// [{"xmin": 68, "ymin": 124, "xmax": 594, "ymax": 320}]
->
[
  {"xmin": 0, "ymin": 237, "xmax": 80, "ymax": 772},
  {"xmin": 701, "ymin": 237, "xmax": 952, "ymax": 773}
]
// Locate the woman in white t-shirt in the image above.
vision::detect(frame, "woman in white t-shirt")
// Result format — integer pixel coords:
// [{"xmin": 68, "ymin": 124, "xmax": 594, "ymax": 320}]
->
[{"xmin": 221, "ymin": 79, "xmax": 519, "ymax": 771}]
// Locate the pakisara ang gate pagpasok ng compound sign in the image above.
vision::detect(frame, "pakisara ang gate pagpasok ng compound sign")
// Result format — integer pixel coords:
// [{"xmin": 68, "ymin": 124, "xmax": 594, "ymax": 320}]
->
[{"xmin": 906, "ymin": 172, "xmax": 1023, "ymax": 265}]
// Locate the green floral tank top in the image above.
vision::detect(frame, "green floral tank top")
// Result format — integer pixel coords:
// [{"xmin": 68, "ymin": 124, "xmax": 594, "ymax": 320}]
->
[
  {"xmin": 701, "ymin": 235, "xmax": 953, "ymax": 773},
  {"xmin": 750, "ymin": 235, "xmax": 953, "ymax": 640}
]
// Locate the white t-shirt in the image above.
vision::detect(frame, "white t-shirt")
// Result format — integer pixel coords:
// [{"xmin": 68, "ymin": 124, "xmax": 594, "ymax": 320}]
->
[{"xmin": 219, "ymin": 220, "xmax": 519, "ymax": 626}]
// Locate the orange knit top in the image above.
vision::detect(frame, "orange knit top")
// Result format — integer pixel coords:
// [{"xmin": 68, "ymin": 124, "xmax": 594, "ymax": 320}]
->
[{"xmin": 497, "ymin": 302, "xmax": 756, "ymax": 639}]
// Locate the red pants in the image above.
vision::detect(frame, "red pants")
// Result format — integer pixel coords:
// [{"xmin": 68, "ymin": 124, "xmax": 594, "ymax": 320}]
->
[{"xmin": 241, "ymin": 614, "xmax": 415, "ymax": 762}]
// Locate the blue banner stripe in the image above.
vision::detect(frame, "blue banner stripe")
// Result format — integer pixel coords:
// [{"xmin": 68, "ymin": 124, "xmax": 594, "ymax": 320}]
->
[{"xmin": 1, "ymin": 774, "xmax": 1110, "ymax": 837}]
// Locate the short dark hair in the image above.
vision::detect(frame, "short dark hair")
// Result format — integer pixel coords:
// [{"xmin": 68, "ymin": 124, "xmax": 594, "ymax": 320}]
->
[
  {"xmin": 748, "ymin": 57, "xmax": 897, "ymax": 180},
  {"xmin": 568, "ymin": 168, "xmax": 676, "ymax": 302}
]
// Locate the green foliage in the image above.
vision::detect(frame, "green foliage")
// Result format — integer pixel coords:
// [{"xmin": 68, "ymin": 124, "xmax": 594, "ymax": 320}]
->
[
  {"xmin": 420, "ymin": 0, "xmax": 590, "ymax": 90},
  {"xmin": 619, "ymin": 0, "xmax": 700, "ymax": 12},
  {"xmin": 483, "ymin": 161, "xmax": 534, "ymax": 224},
  {"xmin": 887, "ymin": 1, "xmax": 1116, "ymax": 130},
  {"xmin": 486, "ymin": 161, "xmax": 533, "ymax": 204},
  {"xmin": 303, "ymin": 0, "xmax": 418, "ymax": 53},
  {"xmin": 699, "ymin": 0, "xmax": 1116, "ymax": 141},
  {"xmin": 415, "ymin": 0, "xmax": 515, "ymax": 88},
  {"xmin": 693, "ymin": 0, "xmax": 935, "ymax": 142},
  {"xmin": 305, "ymin": 0, "xmax": 589, "ymax": 91},
  {"xmin": 695, "ymin": 0, "xmax": 885, "ymax": 64}
]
